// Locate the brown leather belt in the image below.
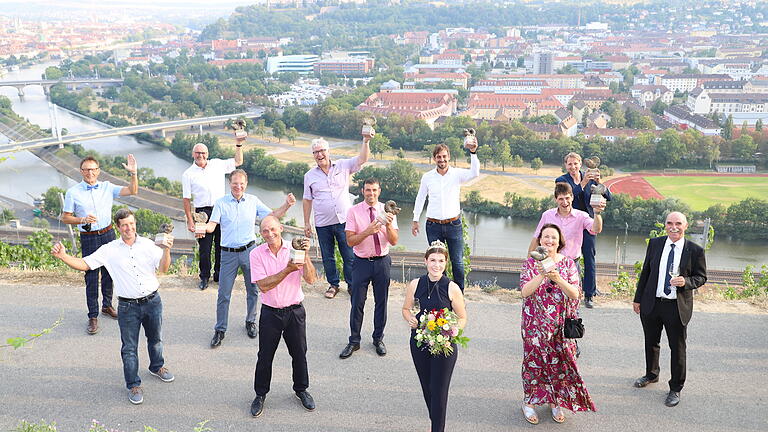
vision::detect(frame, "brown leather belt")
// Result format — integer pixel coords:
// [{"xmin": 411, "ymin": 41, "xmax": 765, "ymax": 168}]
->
[
  {"xmin": 427, "ymin": 216, "xmax": 460, "ymax": 224},
  {"xmin": 80, "ymin": 224, "xmax": 114, "ymax": 235}
]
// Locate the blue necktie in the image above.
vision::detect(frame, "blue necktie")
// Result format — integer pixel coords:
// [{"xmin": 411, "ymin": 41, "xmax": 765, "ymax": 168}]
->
[
  {"xmin": 663, "ymin": 243, "xmax": 676, "ymax": 295},
  {"xmin": 86, "ymin": 184, "xmax": 99, "ymax": 191}
]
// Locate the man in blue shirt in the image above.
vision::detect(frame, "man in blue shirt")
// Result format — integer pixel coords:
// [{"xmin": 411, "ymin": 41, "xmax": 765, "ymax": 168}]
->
[
  {"xmin": 62, "ymin": 155, "xmax": 138, "ymax": 335},
  {"xmin": 554, "ymin": 152, "xmax": 612, "ymax": 308},
  {"xmin": 199, "ymin": 169, "xmax": 296, "ymax": 348}
]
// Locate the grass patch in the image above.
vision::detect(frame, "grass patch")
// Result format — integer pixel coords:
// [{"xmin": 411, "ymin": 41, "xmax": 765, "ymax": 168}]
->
[{"xmin": 644, "ymin": 176, "xmax": 768, "ymax": 211}]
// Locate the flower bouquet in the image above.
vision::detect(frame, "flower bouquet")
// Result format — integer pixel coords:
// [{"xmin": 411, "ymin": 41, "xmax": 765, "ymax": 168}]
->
[{"xmin": 414, "ymin": 307, "xmax": 469, "ymax": 356}]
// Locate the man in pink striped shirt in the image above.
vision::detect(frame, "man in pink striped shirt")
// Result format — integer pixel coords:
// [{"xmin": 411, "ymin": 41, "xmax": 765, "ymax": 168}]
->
[
  {"xmin": 339, "ymin": 178, "xmax": 399, "ymax": 359},
  {"xmin": 249, "ymin": 215, "xmax": 317, "ymax": 418}
]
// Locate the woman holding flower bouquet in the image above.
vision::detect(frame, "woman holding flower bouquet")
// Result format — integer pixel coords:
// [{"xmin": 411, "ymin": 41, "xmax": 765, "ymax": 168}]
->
[
  {"xmin": 402, "ymin": 240, "xmax": 468, "ymax": 432},
  {"xmin": 520, "ymin": 223, "xmax": 595, "ymax": 424}
]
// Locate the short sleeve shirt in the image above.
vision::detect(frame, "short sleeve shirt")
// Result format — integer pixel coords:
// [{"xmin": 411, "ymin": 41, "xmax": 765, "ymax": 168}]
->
[
  {"xmin": 63, "ymin": 181, "xmax": 123, "ymax": 232},
  {"xmin": 250, "ymin": 241, "xmax": 304, "ymax": 308},
  {"xmin": 302, "ymin": 156, "xmax": 362, "ymax": 227},
  {"xmin": 181, "ymin": 158, "xmax": 237, "ymax": 208},
  {"xmin": 210, "ymin": 193, "xmax": 272, "ymax": 248},
  {"xmin": 83, "ymin": 236, "xmax": 163, "ymax": 299}
]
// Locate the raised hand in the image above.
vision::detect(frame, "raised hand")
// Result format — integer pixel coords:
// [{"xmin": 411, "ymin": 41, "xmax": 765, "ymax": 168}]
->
[
  {"xmin": 122, "ymin": 154, "xmax": 137, "ymax": 174},
  {"xmin": 285, "ymin": 193, "xmax": 297, "ymax": 207},
  {"xmin": 50, "ymin": 241, "xmax": 67, "ymax": 258}
]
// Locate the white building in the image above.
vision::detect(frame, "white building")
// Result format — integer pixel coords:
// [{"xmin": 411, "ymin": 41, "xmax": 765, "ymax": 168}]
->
[{"xmin": 266, "ymin": 55, "xmax": 320, "ymax": 75}]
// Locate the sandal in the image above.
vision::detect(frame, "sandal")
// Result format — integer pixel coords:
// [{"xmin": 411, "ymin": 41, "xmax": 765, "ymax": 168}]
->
[
  {"xmin": 551, "ymin": 406, "xmax": 565, "ymax": 423},
  {"xmin": 324, "ymin": 285, "xmax": 340, "ymax": 299},
  {"xmin": 522, "ymin": 404, "xmax": 539, "ymax": 425}
]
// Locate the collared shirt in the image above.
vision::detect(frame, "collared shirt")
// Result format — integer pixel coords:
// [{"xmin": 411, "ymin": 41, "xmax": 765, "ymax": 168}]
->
[
  {"xmin": 63, "ymin": 181, "xmax": 123, "ymax": 232},
  {"xmin": 83, "ymin": 236, "xmax": 163, "ymax": 299},
  {"xmin": 555, "ymin": 171, "xmax": 613, "ymax": 218},
  {"xmin": 533, "ymin": 208, "xmax": 595, "ymax": 259},
  {"xmin": 210, "ymin": 193, "xmax": 271, "ymax": 248},
  {"xmin": 413, "ymin": 154, "xmax": 480, "ymax": 221},
  {"xmin": 655, "ymin": 237, "xmax": 685, "ymax": 300},
  {"xmin": 345, "ymin": 201, "xmax": 399, "ymax": 258},
  {"xmin": 250, "ymin": 240, "xmax": 304, "ymax": 308},
  {"xmin": 181, "ymin": 158, "xmax": 237, "ymax": 208},
  {"xmin": 303, "ymin": 156, "xmax": 362, "ymax": 227}
]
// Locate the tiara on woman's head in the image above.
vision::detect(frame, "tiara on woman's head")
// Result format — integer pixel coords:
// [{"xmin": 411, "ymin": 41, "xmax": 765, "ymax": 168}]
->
[{"xmin": 428, "ymin": 240, "xmax": 447, "ymax": 251}]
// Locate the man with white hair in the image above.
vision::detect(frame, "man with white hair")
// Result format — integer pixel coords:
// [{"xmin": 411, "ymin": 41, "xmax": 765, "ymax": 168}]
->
[
  {"xmin": 182, "ymin": 136, "xmax": 244, "ymax": 290},
  {"xmin": 302, "ymin": 132, "xmax": 371, "ymax": 299}
]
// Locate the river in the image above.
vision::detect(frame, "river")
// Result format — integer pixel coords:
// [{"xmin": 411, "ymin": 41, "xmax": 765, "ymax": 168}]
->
[{"xmin": 1, "ymin": 62, "xmax": 766, "ymax": 270}]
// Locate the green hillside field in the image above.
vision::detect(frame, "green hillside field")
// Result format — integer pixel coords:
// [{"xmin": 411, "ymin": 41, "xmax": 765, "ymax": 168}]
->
[{"xmin": 644, "ymin": 176, "xmax": 768, "ymax": 211}]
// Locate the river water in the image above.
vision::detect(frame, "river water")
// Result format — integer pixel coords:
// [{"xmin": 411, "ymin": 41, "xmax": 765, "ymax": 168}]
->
[{"xmin": 1, "ymin": 63, "xmax": 766, "ymax": 270}]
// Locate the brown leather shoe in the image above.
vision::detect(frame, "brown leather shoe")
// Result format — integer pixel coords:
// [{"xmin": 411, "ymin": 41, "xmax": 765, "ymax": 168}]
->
[
  {"xmin": 101, "ymin": 306, "xmax": 118, "ymax": 319},
  {"xmin": 87, "ymin": 318, "xmax": 99, "ymax": 335}
]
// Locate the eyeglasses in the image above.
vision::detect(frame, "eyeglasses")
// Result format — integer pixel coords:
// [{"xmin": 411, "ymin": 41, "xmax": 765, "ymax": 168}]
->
[{"xmin": 81, "ymin": 168, "xmax": 100, "ymax": 172}]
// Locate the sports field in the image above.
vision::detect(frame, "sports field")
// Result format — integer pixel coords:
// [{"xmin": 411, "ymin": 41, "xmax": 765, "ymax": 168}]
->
[{"xmin": 643, "ymin": 175, "xmax": 768, "ymax": 211}]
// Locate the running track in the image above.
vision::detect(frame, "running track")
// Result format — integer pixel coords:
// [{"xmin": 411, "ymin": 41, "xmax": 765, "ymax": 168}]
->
[{"xmin": 604, "ymin": 172, "xmax": 768, "ymax": 200}]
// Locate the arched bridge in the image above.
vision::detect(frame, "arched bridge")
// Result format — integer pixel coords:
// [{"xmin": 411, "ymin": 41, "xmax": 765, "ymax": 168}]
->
[{"xmin": 0, "ymin": 78, "xmax": 124, "ymax": 96}]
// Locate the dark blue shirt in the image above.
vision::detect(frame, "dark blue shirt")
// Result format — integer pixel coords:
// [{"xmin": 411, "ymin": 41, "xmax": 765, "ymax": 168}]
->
[{"xmin": 554, "ymin": 171, "xmax": 612, "ymax": 218}]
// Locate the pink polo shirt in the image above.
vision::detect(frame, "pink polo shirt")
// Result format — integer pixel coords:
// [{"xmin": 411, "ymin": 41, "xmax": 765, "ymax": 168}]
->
[
  {"xmin": 249, "ymin": 241, "xmax": 304, "ymax": 309},
  {"xmin": 345, "ymin": 201, "xmax": 399, "ymax": 258},
  {"xmin": 533, "ymin": 208, "xmax": 595, "ymax": 259}
]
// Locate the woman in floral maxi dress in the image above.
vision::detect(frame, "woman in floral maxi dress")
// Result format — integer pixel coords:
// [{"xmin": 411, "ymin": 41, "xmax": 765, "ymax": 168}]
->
[{"xmin": 520, "ymin": 223, "xmax": 596, "ymax": 424}]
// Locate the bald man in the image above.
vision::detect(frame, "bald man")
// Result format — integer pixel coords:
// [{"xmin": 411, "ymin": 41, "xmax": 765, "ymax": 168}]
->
[
  {"xmin": 633, "ymin": 212, "xmax": 707, "ymax": 407},
  {"xmin": 182, "ymin": 138, "xmax": 244, "ymax": 290}
]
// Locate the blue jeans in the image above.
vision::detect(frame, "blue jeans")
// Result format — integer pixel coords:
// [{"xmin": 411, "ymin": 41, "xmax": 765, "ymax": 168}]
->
[
  {"xmin": 81, "ymin": 229, "xmax": 116, "ymax": 318},
  {"xmin": 216, "ymin": 247, "xmax": 259, "ymax": 332},
  {"xmin": 117, "ymin": 293, "xmax": 164, "ymax": 389},
  {"xmin": 581, "ymin": 230, "xmax": 597, "ymax": 298},
  {"xmin": 315, "ymin": 223, "xmax": 355, "ymax": 288},
  {"xmin": 425, "ymin": 218, "xmax": 465, "ymax": 291}
]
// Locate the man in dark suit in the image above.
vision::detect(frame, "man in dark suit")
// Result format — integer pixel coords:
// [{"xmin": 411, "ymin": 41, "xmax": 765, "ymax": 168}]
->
[{"xmin": 632, "ymin": 211, "xmax": 707, "ymax": 407}]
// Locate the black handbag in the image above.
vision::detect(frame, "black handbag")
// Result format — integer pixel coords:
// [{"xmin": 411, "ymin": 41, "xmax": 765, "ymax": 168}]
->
[{"xmin": 564, "ymin": 317, "xmax": 585, "ymax": 339}]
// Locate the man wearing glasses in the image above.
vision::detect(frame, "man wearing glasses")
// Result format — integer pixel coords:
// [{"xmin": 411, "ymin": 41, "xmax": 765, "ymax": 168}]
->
[{"xmin": 62, "ymin": 154, "xmax": 138, "ymax": 335}]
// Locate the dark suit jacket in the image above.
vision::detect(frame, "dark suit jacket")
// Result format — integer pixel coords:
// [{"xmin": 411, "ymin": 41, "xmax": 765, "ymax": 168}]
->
[
  {"xmin": 633, "ymin": 236, "xmax": 707, "ymax": 326},
  {"xmin": 554, "ymin": 172, "xmax": 612, "ymax": 218}
]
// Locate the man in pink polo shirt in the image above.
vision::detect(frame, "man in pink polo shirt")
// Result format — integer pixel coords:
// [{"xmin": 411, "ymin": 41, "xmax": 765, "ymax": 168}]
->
[
  {"xmin": 249, "ymin": 215, "xmax": 317, "ymax": 418},
  {"xmin": 529, "ymin": 182, "xmax": 604, "ymax": 307},
  {"xmin": 339, "ymin": 178, "xmax": 399, "ymax": 359}
]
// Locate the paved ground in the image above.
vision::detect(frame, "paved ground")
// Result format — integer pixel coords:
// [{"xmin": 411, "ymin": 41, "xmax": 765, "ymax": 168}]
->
[{"xmin": 1, "ymin": 281, "xmax": 767, "ymax": 431}]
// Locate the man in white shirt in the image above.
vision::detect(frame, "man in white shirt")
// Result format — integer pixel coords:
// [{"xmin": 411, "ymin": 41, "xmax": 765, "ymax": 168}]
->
[
  {"xmin": 51, "ymin": 208, "xmax": 174, "ymax": 406},
  {"xmin": 411, "ymin": 139, "xmax": 479, "ymax": 291},
  {"xmin": 182, "ymin": 139, "xmax": 244, "ymax": 290}
]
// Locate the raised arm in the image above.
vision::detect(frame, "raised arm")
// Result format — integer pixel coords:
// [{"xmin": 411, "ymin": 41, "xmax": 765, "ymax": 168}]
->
[
  {"xmin": 234, "ymin": 138, "xmax": 244, "ymax": 167},
  {"xmin": 269, "ymin": 193, "xmax": 296, "ymax": 219},
  {"xmin": 120, "ymin": 154, "xmax": 138, "ymax": 196},
  {"xmin": 359, "ymin": 133, "xmax": 371, "ymax": 165},
  {"xmin": 50, "ymin": 242, "xmax": 90, "ymax": 272}
]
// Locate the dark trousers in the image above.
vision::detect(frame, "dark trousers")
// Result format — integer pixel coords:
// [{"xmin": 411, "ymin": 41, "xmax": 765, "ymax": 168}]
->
[
  {"xmin": 425, "ymin": 218, "xmax": 465, "ymax": 291},
  {"xmin": 641, "ymin": 299, "xmax": 687, "ymax": 392},
  {"xmin": 315, "ymin": 222, "xmax": 355, "ymax": 287},
  {"xmin": 410, "ymin": 341, "xmax": 458, "ymax": 432},
  {"xmin": 117, "ymin": 294, "xmax": 164, "ymax": 389},
  {"xmin": 254, "ymin": 304, "xmax": 309, "ymax": 396},
  {"xmin": 348, "ymin": 255, "xmax": 391, "ymax": 345},
  {"xmin": 195, "ymin": 206, "xmax": 221, "ymax": 282},
  {"xmin": 81, "ymin": 229, "xmax": 116, "ymax": 318},
  {"xmin": 581, "ymin": 230, "xmax": 597, "ymax": 298}
]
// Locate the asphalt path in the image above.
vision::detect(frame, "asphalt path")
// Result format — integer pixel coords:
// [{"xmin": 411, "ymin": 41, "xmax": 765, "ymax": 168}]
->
[{"xmin": 1, "ymin": 281, "xmax": 766, "ymax": 431}]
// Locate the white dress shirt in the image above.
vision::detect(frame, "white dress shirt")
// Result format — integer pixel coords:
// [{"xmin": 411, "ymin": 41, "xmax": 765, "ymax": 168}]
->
[
  {"xmin": 181, "ymin": 158, "xmax": 237, "ymax": 208},
  {"xmin": 83, "ymin": 236, "xmax": 164, "ymax": 299},
  {"xmin": 413, "ymin": 154, "xmax": 480, "ymax": 221},
  {"xmin": 655, "ymin": 237, "xmax": 685, "ymax": 299}
]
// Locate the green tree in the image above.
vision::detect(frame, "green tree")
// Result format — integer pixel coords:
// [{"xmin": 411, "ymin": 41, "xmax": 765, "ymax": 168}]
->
[
  {"xmin": 530, "ymin": 157, "xmax": 543, "ymax": 172},
  {"xmin": 286, "ymin": 127, "xmax": 298, "ymax": 145},
  {"xmin": 476, "ymin": 144, "xmax": 493, "ymax": 168},
  {"xmin": 655, "ymin": 129, "xmax": 685, "ymax": 167},
  {"xmin": 722, "ymin": 114, "xmax": 734, "ymax": 140},
  {"xmin": 370, "ymin": 134, "xmax": 392, "ymax": 159},
  {"xmin": 42, "ymin": 187, "xmax": 66, "ymax": 217},
  {"xmin": 756, "ymin": 119, "xmax": 763, "ymax": 131},
  {"xmin": 732, "ymin": 134, "xmax": 757, "ymax": 159},
  {"xmin": 444, "ymin": 137, "xmax": 463, "ymax": 167},
  {"xmin": 272, "ymin": 120, "xmax": 286, "ymax": 142},
  {"xmin": 43, "ymin": 66, "xmax": 64, "ymax": 80},
  {"xmin": 256, "ymin": 119, "xmax": 267, "ymax": 138},
  {"xmin": 492, "ymin": 140, "xmax": 512, "ymax": 171}
]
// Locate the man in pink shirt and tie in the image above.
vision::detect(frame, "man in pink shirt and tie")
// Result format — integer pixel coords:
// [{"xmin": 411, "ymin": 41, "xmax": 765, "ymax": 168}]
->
[
  {"xmin": 249, "ymin": 215, "xmax": 317, "ymax": 418},
  {"xmin": 339, "ymin": 178, "xmax": 399, "ymax": 359}
]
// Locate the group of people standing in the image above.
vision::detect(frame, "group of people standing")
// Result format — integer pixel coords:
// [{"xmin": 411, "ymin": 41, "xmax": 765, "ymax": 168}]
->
[{"xmin": 49, "ymin": 126, "xmax": 706, "ymax": 429}]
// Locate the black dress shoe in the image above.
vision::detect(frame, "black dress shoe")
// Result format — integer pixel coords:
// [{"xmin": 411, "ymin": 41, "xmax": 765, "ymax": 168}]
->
[
  {"xmin": 295, "ymin": 391, "xmax": 315, "ymax": 411},
  {"xmin": 199, "ymin": 279, "xmax": 209, "ymax": 290},
  {"xmin": 633, "ymin": 375, "xmax": 659, "ymax": 388},
  {"xmin": 339, "ymin": 343, "xmax": 359, "ymax": 359},
  {"xmin": 210, "ymin": 330, "xmax": 225, "ymax": 348},
  {"xmin": 250, "ymin": 395, "xmax": 265, "ymax": 417},
  {"xmin": 213, "ymin": 274, "xmax": 219, "ymax": 283},
  {"xmin": 665, "ymin": 390, "xmax": 681, "ymax": 407},
  {"xmin": 246, "ymin": 321, "xmax": 258, "ymax": 339},
  {"xmin": 373, "ymin": 340, "xmax": 387, "ymax": 356}
]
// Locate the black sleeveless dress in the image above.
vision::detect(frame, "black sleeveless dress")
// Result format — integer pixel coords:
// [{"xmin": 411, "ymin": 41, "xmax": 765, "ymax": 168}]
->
[{"xmin": 409, "ymin": 275, "xmax": 458, "ymax": 432}]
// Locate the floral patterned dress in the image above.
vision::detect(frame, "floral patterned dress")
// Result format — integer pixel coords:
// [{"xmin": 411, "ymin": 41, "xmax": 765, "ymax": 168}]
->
[{"xmin": 520, "ymin": 256, "xmax": 596, "ymax": 412}]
